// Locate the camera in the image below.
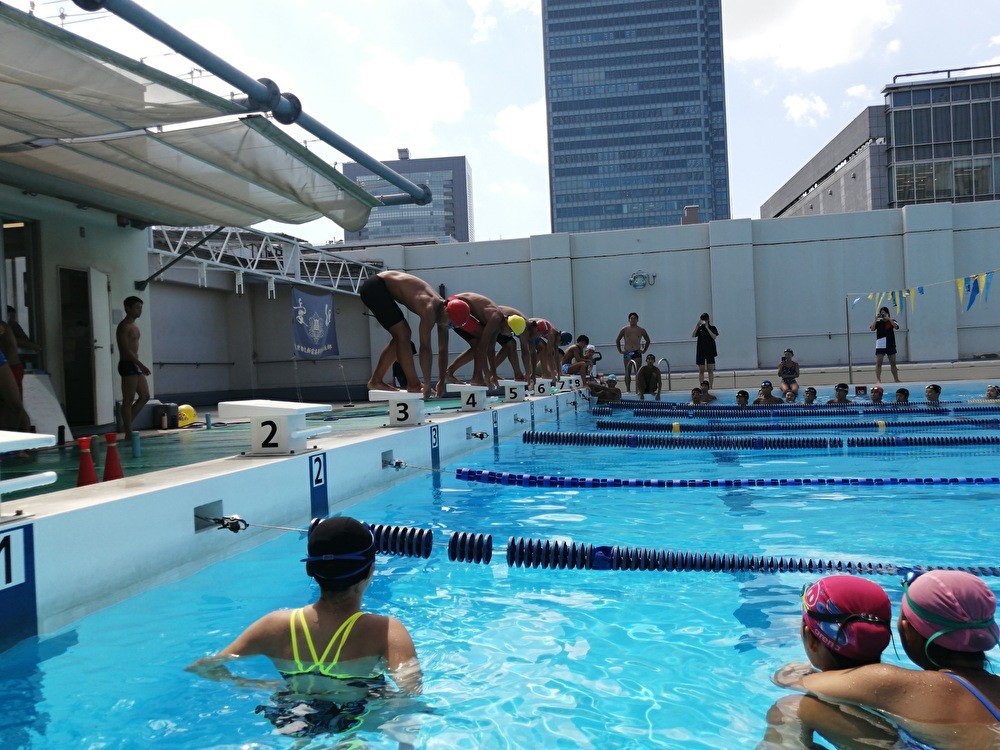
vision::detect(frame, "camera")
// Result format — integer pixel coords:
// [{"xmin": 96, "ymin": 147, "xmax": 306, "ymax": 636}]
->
[{"xmin": 781, "ymin": 356, "xmax": 787, "ymax": 362}]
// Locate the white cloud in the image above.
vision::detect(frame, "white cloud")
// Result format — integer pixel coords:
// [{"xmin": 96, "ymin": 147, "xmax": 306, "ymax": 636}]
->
[
  {"xmin": 356, "ymin": 48, "xmax": 471, "ymax": 154},
  {"xmin": 783, "ymin": 94, "xmax": 829, "ymax": 127},
  {"xmin": 491, "ymin": 99, "xmax": 547, "ymax": 164},
  {"xmin": 725, "ymin": 0, "xmax": 901, "ymax": 73},
  {"xmin": 318, "ymin": 13, "xmax": 362, "ymax": 45},
  {"xmin": 991, "ymin": 35, "xmax": 1000, "ymax": 46},
  {"xmin": 885, "ymin": 39, "xmax": 901, "ymax": 55},
  {"xmin": 467, "ymin": 0, "xmax": 497, "ymax": 44},
  {"xmin": 845, "ymin": 83, "xmax": 877, "ymax": 100}
]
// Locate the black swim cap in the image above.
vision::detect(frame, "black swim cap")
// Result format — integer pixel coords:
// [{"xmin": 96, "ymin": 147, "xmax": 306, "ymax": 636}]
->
[{"xmin": 303, "ymin": 516, "xmax": 376, "ymax": 591}]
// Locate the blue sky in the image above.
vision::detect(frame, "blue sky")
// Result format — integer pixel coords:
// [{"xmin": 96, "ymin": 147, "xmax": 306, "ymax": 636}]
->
[{"xmin": 20, "ymin": 0, "xmax": 1000, "ymax": 245}]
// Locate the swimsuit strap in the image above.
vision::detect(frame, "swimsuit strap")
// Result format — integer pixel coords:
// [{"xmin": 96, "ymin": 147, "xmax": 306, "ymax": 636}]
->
[
  {"xmin": 316, "ymin": 611, "xmax": 365, "ymax": 674},
  {"xmin": 943, "ymin": 670, "xmax": 1000, "ymax": 722},
  {"xmin": 289, "ymin": 609, "xmax": 365, "ymax": 675}
]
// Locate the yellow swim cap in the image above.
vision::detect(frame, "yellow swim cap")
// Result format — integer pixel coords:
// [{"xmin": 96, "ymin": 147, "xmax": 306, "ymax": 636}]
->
[
  {"xmin": 507, "ymin": 314, "xmax": 526, "ymax": 335},
  {"xmin": 177, "ymin": 404, "xmax": 197, "ymax": 428}
]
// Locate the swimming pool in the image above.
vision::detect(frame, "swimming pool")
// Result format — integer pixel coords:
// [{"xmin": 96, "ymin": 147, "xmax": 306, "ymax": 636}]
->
[{"xmin": 2, "ymin": 388, "xmax": 998, "ymax": 749}]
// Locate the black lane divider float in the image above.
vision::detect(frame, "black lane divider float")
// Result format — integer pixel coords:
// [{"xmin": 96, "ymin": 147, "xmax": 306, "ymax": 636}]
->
[
  {"xmin": 523, "ymin": 430, "xmax": 837, "ymax": 449},
  {"xmin": 595, "ymin": 417, "xmax": 1000, "ymax": 433},
  {"xmin": 592, "ymin": 404, "xmax": 1000, "ymax": 419},
  {"xmin": 207, "ymin": 517, "xmax": 1000, "ymax": 576},
  {"xmin": 522, "ymin": 430, "xmax": 1000, "ymax": 449},
  {"xmin": 455, "ymin": 468, "xmax": 1000, "ymax": 488}
]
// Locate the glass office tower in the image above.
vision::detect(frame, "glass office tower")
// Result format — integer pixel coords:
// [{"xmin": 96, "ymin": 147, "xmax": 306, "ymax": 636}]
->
[
  {"xmin": 885, "ymin": 69, "xmax": 1000, "ymax": 208},
  {"xmin": 344, "ymin": 153, "xmax": 474, "ymax": 243},
  {"xmin": 542, "ymin": 0, "xmax": 730, "ymax": 233}
]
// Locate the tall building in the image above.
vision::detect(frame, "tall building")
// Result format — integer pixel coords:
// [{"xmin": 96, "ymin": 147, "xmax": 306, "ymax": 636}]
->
[
  {"xmin": 542, "ymin": 0, "xmax": 731, "ymax": 234},
  {"xmin": 343, "ymin": 151, "xmax": 474, "ymax": 242},
  {"xmin": 762, "ymin": 66, "xmax": 1000, "ymax": 219}
]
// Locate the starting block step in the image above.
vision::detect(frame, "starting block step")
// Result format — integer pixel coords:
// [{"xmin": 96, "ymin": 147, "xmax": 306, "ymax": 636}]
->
[
  {"xmin": 367, "ymin": 389, "xmax": 425, "ymax": 427},
  {"xmin": 453, "ymin": 384, "xmax": 489, "ymax": 412},
  {"xmin": 499, "ymin": 379, "xmax": 526, "ymax": 402},
  {"xmin": 218, "ymin": 399, "xmax": 332, "ymax": 456}
]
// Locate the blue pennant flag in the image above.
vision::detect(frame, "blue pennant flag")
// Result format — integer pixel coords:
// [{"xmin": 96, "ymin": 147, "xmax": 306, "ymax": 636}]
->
[
  {"xmin": 292, "ymin": 287, "xmax": 338, "ymax": 359},
  {"xmin": 966, "ymin": 275, "xmax": 980, "ymax": 311}
]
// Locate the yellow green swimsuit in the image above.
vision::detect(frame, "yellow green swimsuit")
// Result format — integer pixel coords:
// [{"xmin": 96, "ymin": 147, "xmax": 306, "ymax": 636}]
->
[{"xmin": 257, "ymin": 610, "xmax": 385, "ymax": 738}]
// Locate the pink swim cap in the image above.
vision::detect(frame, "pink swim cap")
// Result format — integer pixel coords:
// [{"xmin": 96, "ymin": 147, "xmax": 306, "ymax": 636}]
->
[
  {"xmin": 901, "ymin": 570, "xmax": 999, "ymax": 653},
  {"xmin": 802, "ymin": 576, "xmax": 892, "ymax": 662}
]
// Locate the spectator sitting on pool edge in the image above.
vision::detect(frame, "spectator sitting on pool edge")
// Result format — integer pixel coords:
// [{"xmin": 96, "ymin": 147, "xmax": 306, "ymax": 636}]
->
[
  {"xmin": 187, "ymin": 516, "xmax": 422, "ymax": 708},
  {"xmin": 760, "ymin": 576, "xmax": 895, "ymax": 749},
  {"xmin": 827, "ymin": 383, "xmax": 851, "ymax": 405}
]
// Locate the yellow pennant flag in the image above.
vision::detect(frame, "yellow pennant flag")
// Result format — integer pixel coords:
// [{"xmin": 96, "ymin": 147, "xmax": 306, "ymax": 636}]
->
[
  {"xmin": 908, "ymin": 287, "xmax": 916, "ymax": 313},
  {"xmin": 956, "ymin": 277, "xmax": 965, "ymax": 305}
]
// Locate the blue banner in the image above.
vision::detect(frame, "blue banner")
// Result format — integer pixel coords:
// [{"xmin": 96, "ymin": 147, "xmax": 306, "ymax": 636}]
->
[{"xmin": 292, "ymin": 287, "xmax": 338, "ymax": 359}]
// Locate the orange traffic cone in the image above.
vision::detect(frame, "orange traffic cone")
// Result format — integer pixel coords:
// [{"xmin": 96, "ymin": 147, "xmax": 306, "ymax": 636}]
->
[
  {"xmin": 76, "ymin": 436, "xmax": 98, "ymax": 486},
  {"xmin": 103, "ymin": 432, "xmax": 124, "ymax": 481}
]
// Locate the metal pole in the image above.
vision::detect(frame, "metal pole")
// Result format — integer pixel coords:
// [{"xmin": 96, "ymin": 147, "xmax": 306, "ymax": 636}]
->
[
  {"xmin": 136, "ymin": 225, "xmax": 225, "ymax": 290},
  {"xmin": 74, "ymin": 0, "xmax": 432, "ymax": 206},
  {"xmin": 845, "ymin": 295, "xmax": 853, "ymax": 385}
]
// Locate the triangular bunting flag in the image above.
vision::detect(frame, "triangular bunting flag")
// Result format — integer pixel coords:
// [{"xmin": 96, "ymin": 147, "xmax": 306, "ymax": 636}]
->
[{"xmin": 956, "ymin": 278, "xmax": 965, "ymax": 305}]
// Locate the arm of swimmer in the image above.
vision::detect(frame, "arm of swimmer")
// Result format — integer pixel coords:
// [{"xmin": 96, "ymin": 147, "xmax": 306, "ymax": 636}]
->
[
  {"xmin": 615, "ymin": 327, "xmax": 626, "ymax": 353},
  {"xmin": 758, "ymin": 695, "xmax": 897, "ymax": 750},
  {"xmin": 186, "ymin": 612, "xmax": 285, "ymax": 689},
  {"xmin": 641, "ymin": 327, "xmax": 650, "ymax": 352},
  {"xmin": 386, "ymin": 617, "xmax": 422, "ymax": 695},
  {"xmin": 798, "ymin": 663, "xmax": 908, "ymax": 716}
]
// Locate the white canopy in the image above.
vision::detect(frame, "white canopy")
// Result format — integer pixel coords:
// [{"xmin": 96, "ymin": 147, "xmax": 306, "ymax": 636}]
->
[{"xmin": 0, "ymin": 5, "xmax": 378, "ymax": 230}]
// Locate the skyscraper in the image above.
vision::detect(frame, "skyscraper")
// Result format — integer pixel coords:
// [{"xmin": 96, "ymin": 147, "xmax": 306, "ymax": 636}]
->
[
  {"xmin": 343, "ymin": 151, "xmax": 474, "ymax": 242},
  {"xmin": 542, "ymin": 0, "xmax": 730, "ymax": 233}
]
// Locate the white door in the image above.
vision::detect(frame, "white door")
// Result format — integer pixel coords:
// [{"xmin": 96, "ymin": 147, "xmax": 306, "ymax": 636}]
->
[{"xmin": 89, "ymin": 268, "xmax": 115, "ymax": 425}]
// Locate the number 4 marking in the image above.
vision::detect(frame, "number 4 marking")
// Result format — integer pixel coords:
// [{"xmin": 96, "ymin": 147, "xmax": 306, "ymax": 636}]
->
[{"xmin": 465, "ymin": 393, "xmax": 477, "ymax": 407}]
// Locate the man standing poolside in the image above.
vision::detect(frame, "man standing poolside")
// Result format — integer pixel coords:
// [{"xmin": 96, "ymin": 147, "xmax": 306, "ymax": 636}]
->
[
  {"xmin": 359, "ymin": 271, "xmax": 450, "ymax": 397},
  {"xmin": 116, "ymin": 296, "xmax": 151, "ymax": 440},
  {"xmin": 615, "ymin": 312, "xmax": 650, "ymax": 393}
]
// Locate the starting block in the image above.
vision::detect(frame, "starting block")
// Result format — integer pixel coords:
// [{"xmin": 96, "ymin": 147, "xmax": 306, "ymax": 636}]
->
[
  {"xmin": 0, "ymin": 430, "xmax": 57, "ymax": 525},
  {"xmin": 558, "ymin": 376, "xmax": 579, "ymax": 391},
  {"xmin": 368, "ymin": 389, "xmax": 425, "ymax": 427},
  {"xmin": 532, "ymin": 380, "xmax": 555, "ymax": 396},
  {"xmin": 217, "ymin": 399, "xmax": 332, "ymax": 456},
  {"xmin": 500, "ymin": 379, "xmax": 526, "ymax": 402},
  {"xmin": 454, "ymin": 384, "xmax": 489, "ymax": 412}
]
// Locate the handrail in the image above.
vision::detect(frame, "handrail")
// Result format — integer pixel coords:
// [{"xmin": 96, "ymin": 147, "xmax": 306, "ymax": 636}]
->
[{"xmin": 656, "ymin": 357, "xmax": 672, "ymax": 390}]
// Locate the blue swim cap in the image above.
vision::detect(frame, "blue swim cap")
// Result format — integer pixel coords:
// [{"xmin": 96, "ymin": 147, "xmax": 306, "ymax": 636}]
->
[{"xmin": 560, "ymin": 331, "xmax": 572, "ymax": 346}]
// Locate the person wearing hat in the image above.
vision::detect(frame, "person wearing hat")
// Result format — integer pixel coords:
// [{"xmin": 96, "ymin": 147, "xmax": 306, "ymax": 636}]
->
[
  {"xmin": 924, "ymin": 383, "xmax": 942, "ymax": 405},
  {"xmin": 444, "ymin": 292, "xmax": 524, "ymax": 389},
  {"xmin": 784, "ymin": 570, "xmax": 1000, "ymax": 749},
  {"xmin": 699, "ymin": 379, "xmax": 718, "ymax": 403},
  {"xmin": 753, "ymin": 380, "xmax": 782, "ymax": 405},
  {"xmin": 869, "ymin": 385, "xmax": 885, "ymax": 404},
  {"xmin": 762, "ymin": 576, "xmax": 896, "ymax": 748},
  {"xmin": 588, "ymin": 373, "xmax": 621, "ymax": 404},
  {"xmin": 188, "ymin": 516, "xmax": 421, "ymax": 720},
  {"xmin": 735, "ymin": 389, "xmax": 750, "ymax": 406},
  {"xmin": 802, "ymin": 386, "xmax": 818, "ymax": 405},
  {"xmin": 777, "ymin": 349, "xmax": 800, "ymax": 396},
  {"xmin": 359, "ymin": 271, "xmax": 452, "ymax": 398},
  {"xmin": 827, "ymin": 383, "xmax": 851, "ymax": 405}
]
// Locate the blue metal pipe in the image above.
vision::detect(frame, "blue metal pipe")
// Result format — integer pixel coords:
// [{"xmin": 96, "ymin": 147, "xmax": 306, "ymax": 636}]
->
[{"xmin": 73, "ymin": 0, "xmax": 433, "ymax": 206}]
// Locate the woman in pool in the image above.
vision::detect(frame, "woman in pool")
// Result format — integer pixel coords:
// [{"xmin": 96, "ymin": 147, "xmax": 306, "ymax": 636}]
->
[
  {"xmin": 761, "ymin": 576, "xmax": 897, "ymax": 748},
  {"xmin": 777, "ymin": 570, "xmax": 1000, "ymax": 750},
  {"xmin": 188, "ymin": 516, "xmax": 422, "ymax": 735}
]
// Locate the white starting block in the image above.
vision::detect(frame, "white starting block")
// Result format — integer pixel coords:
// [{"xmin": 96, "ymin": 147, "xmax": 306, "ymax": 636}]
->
[
  {"xmin": 217, "ymin": 399, "xmax": 332, "ymax": 456},
  {"xmin": 454, "ymin": 384, "xmax": 489, "ymax": 412},
  {"xmin": 0, "ymin": 430, "xmax": 57, "ymax": 525},
  {"xmin": 500, "ymin": 379, "xmax": 526, "ymax": 402},
  {"xmin": 532, "ymin": 380, "xmax": 555, "ymax": 396},
  {"xmin": 368, "ymin": 390, "xmax": 425, "ymax": 427},
  {"xmin": 558, "ymin": 376, "xmax": 578, "ymax": 391}
]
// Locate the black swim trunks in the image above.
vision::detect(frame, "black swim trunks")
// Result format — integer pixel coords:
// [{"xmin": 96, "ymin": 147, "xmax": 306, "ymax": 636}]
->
[
  {"xmin": 256, "ymin": 694, "xmax": 369, "ymax": 737},
  {"xmin": 496, "ymin": 333, "xmax": 513, "ymax": 345},
  {"xmin": 454, "ymin": 327, "xmax": 475, "ymax": 343},
  {"xmin": 359, "ymin": 275, "xmax": 405, "ymax": 331},
  {"xmin": 117, "ymin": 361, "xmax": 143, "ymax": 377}
]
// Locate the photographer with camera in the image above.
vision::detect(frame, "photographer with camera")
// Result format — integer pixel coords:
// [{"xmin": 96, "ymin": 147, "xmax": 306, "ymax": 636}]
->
[
  {"xmin": 691, "ymin": 312, "xmax": 719, "ymax": 389},
  {"xmin": 869, "ymin": 306, "xmax": 900, "ymax": 383},
  {"xmin": 777, "ymin": 348, "xmax": 799, "ymax": 395}
]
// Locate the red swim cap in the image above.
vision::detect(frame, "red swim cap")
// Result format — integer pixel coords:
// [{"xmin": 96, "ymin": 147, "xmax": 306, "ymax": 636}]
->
[
  {"xmin": 802, "ymin": 576, "xmax": 891, "ymax": 662},
  {"xmin": 535, "ymin": 319, "xmax": 552, "ymax": 335},
  {"xmin": 446, "ymin": 297, "xmax": 480, "ymax": 334}
]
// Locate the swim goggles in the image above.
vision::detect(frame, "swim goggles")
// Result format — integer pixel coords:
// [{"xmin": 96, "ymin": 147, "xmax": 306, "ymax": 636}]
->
[
  {"xmin": 301, "ymin": 521, "xmax": 376, "ymax": 580},
  {"xmin": 801, "ymin": 583, "xmax": 890, "ymax": 627},
  {"xmin": 900, "ymin": 570, "xmax": 998, "ymax": 662}
]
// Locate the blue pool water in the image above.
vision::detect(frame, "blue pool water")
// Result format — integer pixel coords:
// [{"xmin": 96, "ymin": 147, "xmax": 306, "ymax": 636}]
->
[{"xmin": 3, "ymin": 386, "xmax": 1000, "ymax": 749}]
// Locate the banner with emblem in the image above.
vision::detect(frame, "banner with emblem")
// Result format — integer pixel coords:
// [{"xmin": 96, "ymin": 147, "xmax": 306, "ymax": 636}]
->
[{"xmin": 292, "ymin": 287, "xmax": 338, "ymax": 359}]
